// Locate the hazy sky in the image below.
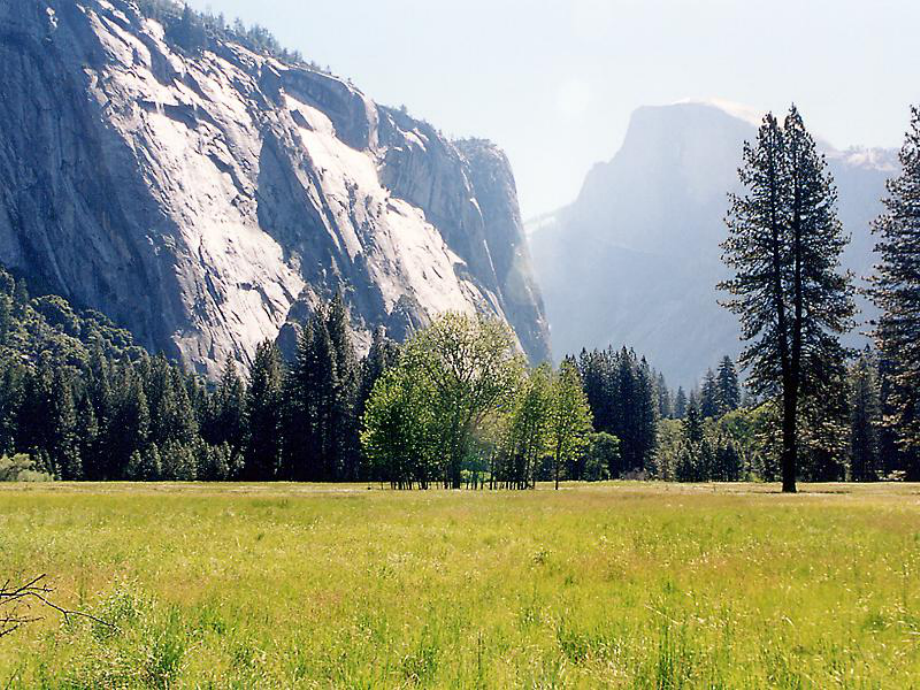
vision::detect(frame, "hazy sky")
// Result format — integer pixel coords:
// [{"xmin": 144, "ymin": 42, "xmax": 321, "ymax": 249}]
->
[{"xmin": 186, "ymin": 0, "xmax": 920, "ymax": 218}]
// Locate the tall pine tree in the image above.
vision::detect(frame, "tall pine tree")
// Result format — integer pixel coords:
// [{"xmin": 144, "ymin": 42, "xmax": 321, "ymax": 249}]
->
[
  {"xmin": 872, "ymin": 106, "xmax": 920, "ymax": 472},
  {"xmin": 716, "ymin": 356, "xmax": 741, "ymax": 414},
  {"xmin": 720, "ymin": 107, "xmax": 854, "ymax": 492},
  {"xmin": 849, "ymin": 348, "xmax": 881, "ymax": 481},
  {"xmin": 244, "ymin": 340, "xmax": 284, "ymax": 480}
]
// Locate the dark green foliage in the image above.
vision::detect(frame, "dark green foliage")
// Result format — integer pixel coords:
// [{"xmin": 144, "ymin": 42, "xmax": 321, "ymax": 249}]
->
[
  {"xmin": 580, "ymin": 432, "xmax": 619, "ymax": 481},
  {"xmin": 244, "ymin": 341, "xmax": 284, "ymax": 481},
  {"xmin": 669, "ymin": 399, "xmax": 745, "ymax": 483},
  {"xmin": 0, "ymin": 266, "xmax": 376, "ymax": 484},
  {"xmin": 576, "ymin": 347, "xmax": 659, "ymax": 474},
  {"xmin": 716, "ymin": 356, "xmax": 741, "ymax": 415},
  {"xmin": 202, "ymin": 363, "xmax": 247, "ymax": 453},
  {"xmin": 849, "ymin": 349, "xmax": 881, "ymax": 481},
  {"xmin": 673, "ymin": 387, "xmax": 688, "ymax": 420},
  {"xmin": 325, "ymin": 293, "xmax": 361, "ymax": 480},
  {"xmin": 657, "ymin": 373, "xmax": 673, "ymax": 420},
  {"xmin": 872, "ymin": 107, "xmax": 920, "ymax": 463},
  {"xmin": 798, "ymin": 369, "xmax": 850, "ymax": 482},
  {"xmin": 166, "ymin": 5, "xmax": 208, "ymax": 53},
  {"xmin": 136, "ymin": 0, "xmax": 307, "ymax": 64},
  {"xmin": 699, "ymin": 370, "xmax": 720, "ymax": 419},
  {"xmin": 719, "ymin": 107, "xmax": 855, "ymax": 492},
  {"xmin": 282, "ymin": 294, "xmax": 361, "ymax": 482}
]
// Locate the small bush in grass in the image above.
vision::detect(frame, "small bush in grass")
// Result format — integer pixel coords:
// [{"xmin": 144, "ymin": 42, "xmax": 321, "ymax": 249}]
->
[{"xmin": 0, "ymin": 454, "xmax": 53, "ymax": 482}]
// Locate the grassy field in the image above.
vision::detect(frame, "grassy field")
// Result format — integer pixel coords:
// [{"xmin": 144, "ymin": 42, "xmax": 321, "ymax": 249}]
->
[{"xmin": 1, "ymin": 482, "xmax": 920, "ymax": 688}]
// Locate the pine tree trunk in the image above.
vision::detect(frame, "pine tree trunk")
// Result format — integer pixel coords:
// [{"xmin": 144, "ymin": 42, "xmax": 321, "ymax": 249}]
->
[{"xmin": 782, "ymin": 387, "xmax": 798, "ymax": 493}]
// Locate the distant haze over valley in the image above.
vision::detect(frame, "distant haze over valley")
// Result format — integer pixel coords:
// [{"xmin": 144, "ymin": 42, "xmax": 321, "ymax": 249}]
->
[{"xmin": 528, "ymin": 101, "xmax": 898, "ymax": 387}]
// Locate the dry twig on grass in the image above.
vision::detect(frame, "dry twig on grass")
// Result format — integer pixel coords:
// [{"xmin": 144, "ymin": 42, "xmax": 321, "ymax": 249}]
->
[{"xmin": 0, "ymin": 575, "xmax": 111, "ymax": 638}]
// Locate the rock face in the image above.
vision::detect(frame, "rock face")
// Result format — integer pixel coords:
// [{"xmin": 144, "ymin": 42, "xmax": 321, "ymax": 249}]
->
[
  {"xmin": 0, "ymin": 0, "xmax": 550, "ymax": 376},
  {"xmin": 529, "ymin": 101, "xmax": 897, "ymax": 388}
]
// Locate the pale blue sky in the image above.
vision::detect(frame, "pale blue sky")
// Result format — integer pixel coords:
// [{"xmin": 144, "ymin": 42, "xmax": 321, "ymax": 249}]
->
[{"xmin": 186, "ymin": 0, "xmax": 920, "ymax": 218}]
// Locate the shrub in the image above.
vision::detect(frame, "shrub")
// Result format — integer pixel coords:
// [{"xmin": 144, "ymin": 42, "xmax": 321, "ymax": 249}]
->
[{"xmin": 0, "ymin": 454, "xmax": 53, "ymax": 482}]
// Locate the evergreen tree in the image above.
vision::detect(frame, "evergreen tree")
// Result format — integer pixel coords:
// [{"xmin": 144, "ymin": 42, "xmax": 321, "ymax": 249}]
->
[
  {"xmin": 720, "ymin": 106, "xmax": 855, "ymax": 492},
  {"xmin": 0, "ymin": 362, "xmax": 24, "ymax": 456},
  {"xmin": 126, "ymin": 443, "xmax": 162, "ymax": 481},
  {"xmin": 144, "ymin": 355, "xmax": 198, "ymax": 449},
  {"xmin": 675, "ymin": 398, "xmax": 706, "ymax": 482},
  {"xmin": 325, "ymin": 293, "xmax": 360, "ymax": 480},
  {"xmin": 83, "ymin": 348, "xmax": 114, "ymax": 480},
  {"xmin": 683, "ymin": 398, "xmax": 705, "ymax": 446},
  {"xmin": 673, "ymin": 387, "xmax": 688, "ymax": 420},
  {"xmin": 160, "ymin": 439, "xmax": 197, "ymax": 481},
  {"xmin": 244, "ymin": 341, "xmax": 284, "ymax": 480},
  {"xmin": 716, "ymin": 356, "xmax": 741, "ymax": 414},
  {"xmin": 872, "ymin": 107, "xmax": 920, "ymax": 467},
  {"xmin": 877, "ymin": 355, "xmax": 909, "ymax": 478},
  {"xmin": 700, "ymin": 369, "xmax": 720, "ymax": 419},
  {"xmin": 358, "ymin": 327, "xmax": 400, "ymax": 422},
  {"xmin": 204, "ymin": 361, "xmax": 246, "ymax": 452},
  {"xmin": 577, "ymin": 348, "xmax": 614, "ymax": 432},
  {"xmin": 75, "ymin": 394, "xmax": 99, "ymax": 478},
  {"xmin": 634, "ymin": 357, "xmax": 659, "ymax": 471},
  {"xmin": 657, "ymin": 372, "xmax": 673, "ymax": 419},
  {"xmin": 849, "ymin": 349, "xmax": 881, "ymax": 481},
  {"xmin": 798, "ymin": 371, "xmax": 850, "ymax": 482},
  {"xmin": 49, "ymin": 369, "xmax": 81, "ymax": 480},
  {"xmin": 715, "ymin": 439, "xmax": 743, "ymax": 482},
  {"xmin": 299, "ymin": 314, "xmax": 338, "ymax": 480},
  {"xmin": 108, "ymin": 366, "xmax": 150, "ymax": 480}
]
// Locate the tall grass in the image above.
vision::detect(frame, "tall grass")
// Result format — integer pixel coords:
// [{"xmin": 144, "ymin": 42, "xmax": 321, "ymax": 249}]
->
[{"xmin": 1, "ymin": 482, "xmax": 918, "ymax": 687}]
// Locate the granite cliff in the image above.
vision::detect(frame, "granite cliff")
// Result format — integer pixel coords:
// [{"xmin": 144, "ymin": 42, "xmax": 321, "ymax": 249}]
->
[{"xmin": 0, "ymin": 0, "xmax": 549, "ymax": 376}]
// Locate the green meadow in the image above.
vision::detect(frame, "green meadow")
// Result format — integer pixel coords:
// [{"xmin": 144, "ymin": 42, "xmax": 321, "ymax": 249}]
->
[{"xmin": 2, "ymin": 482, "xmax": 920, "ymax": 688}]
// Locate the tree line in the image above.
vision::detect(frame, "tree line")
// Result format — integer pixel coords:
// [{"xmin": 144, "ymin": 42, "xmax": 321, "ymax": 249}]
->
[
  {"xmin": 0, "ymin": 278, "xmax": 391, "ymax": 483},
  {"xmin": 135, "ymin": 0, "xmax": 331, "ymax": 72}
]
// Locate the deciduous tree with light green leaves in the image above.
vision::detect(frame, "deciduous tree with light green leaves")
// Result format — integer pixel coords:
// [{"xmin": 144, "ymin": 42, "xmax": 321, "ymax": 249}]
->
[
  {"xmin": 547, "ymin": 359, "xmax": 593, "ymax": 490},
  {"xmin": 403, "ymin": 313, "xmax": 524, "ymax": 489},
  {"xmin": 361, "ymin": 366, "xmax": 437, "ymax": 489},
  {"xmin": 362, "ymin": 312, "xmax": 524, "ymax": 489},
  {"xmin": 494, "ymin": 364, "xmax": 553, "ymax": 489}
]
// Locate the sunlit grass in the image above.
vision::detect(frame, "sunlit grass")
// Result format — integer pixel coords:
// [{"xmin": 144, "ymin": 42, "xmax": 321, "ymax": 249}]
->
[{"xmin": 2, "ymin": 482, "xmax": 919, "ymax": 687}]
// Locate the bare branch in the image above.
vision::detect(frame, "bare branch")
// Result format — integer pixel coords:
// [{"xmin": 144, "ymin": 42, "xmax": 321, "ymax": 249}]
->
[{"xmin": 0, "ymin": 575, "xmax": 113, "ymax": 637}]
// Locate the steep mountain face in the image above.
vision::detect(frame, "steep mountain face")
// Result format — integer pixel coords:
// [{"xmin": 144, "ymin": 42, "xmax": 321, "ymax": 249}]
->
[
  {"xmin": 0, "ymin": 0, "xmax": 549, "ymax": 377},
  {"xmin": 529, "ymin": 101, "xmax": 897, "ymax": 388}
]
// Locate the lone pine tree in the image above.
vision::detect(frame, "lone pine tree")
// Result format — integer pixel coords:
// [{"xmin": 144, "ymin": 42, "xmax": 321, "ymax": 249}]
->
[{"xmin": 720, "ymin": 106, "xmax": 854, "ymax": 493}]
